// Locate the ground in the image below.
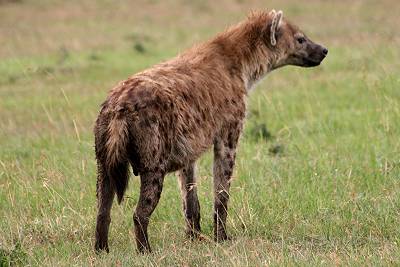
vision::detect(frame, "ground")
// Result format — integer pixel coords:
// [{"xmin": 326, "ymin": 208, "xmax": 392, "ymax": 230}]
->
[{"xmin": 0, "ymin": 0, "xmax": 400, "ymax": 266}]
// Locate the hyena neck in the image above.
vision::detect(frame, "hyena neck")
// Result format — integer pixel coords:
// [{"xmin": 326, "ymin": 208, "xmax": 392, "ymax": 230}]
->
[
  {"xmin": 210, "ymin": 12, "xmax": 281, "ymax": 91},
  {"xmin": 241, "ymin": 47, "xmax": 276, "ymax": 91}
]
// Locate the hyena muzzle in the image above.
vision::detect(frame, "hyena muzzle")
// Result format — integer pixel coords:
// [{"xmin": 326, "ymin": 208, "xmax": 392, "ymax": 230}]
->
[{"xmin": 94, "ymin": 9, "xmax": 327, "ymax": 253}]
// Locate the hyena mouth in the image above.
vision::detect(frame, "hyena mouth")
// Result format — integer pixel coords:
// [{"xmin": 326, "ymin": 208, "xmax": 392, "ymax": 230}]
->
[
  {"xmin": 302, "ymin": 54, "xmax": 326, "ymax": 67},
  {"xmin": 304, "ymin": 47, "xmax": 328, "ymax": 67},
  {"xmin": 303, "ymin": 57, "xmax": 324, "ymax": 67}
]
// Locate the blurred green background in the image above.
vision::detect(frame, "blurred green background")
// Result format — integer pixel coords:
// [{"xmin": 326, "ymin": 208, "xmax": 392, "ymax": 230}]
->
[{"xmin": 0, "ymin": 0, "xmax": 399, "ymax": 266}]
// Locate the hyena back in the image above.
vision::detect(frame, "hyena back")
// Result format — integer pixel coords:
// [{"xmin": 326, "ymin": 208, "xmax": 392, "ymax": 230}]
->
[{"xmin": 94, "ymin": 10, "xmax": 327, "ymax": 253}]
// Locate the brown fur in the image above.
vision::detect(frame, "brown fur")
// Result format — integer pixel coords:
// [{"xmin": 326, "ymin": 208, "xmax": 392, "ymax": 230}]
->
[{"xmin": 94, "ymin": 10, "xmax": 327, "ymax": 253}]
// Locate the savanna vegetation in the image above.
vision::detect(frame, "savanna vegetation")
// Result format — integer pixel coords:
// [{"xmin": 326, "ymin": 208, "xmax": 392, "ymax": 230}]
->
[{"xmin": 0, "ymin": 0, "xmax": 399, "ymax": 265}]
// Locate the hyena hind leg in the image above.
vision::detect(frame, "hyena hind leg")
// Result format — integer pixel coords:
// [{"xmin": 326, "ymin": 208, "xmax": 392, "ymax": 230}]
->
[
  {"xmin": 133, "ymin": 170, "xmax": 165, "ymax": 253},
  {"xmin": 178, "ymin": 162, "xmax": 201, "ymax": 239},
  {"xmin": 95, "ymin": 165, "xmax": 115, "ymax": 253}
]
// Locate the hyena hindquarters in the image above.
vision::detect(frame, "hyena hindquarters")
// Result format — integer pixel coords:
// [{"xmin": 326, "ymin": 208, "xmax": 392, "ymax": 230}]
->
[{"xmin": 94, "ymin": 104, "xmax": 168, "ymax": 252}]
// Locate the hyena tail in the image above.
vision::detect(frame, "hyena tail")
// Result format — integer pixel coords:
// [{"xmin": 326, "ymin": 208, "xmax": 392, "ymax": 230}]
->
[{"xmin": 96, "ymin": 112, "xmax": 131, "ymax": 204}]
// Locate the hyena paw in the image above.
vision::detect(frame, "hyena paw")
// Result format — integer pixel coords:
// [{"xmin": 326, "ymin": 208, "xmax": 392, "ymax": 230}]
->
[
  {"xmin": 185, "ymin": 229, "xmax": 203, "ymax": 240},
  {"xmin": 95, "ymin": 240, "xmax": 109, "ymax": 253},
  {"xmin": 214, "ymin": 231, "xmax": 231, "ymax": 242}
]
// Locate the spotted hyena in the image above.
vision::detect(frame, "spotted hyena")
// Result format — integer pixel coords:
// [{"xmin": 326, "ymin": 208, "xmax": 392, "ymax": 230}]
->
[{"xmin": 94, "ymin": 9, "xmax": 327, "ymax": 253}]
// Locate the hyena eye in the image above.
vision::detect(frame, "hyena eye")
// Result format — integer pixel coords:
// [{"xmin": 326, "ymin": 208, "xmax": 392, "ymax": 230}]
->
[{"xmin": 297, "ymin": 37, "xmax": 306, "ymax": 44}]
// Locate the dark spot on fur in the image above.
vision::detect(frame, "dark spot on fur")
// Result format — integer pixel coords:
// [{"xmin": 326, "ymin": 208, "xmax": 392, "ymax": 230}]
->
[
  {"xmin": 133, "ymin": 214, "xmax": 140, "ymax": 224},
  {"xmin": 182, "ymin": 92, "xmax": 189, "ymax": 101},
  {"xmin": 138, "ymin": 89, "xmax": 152, "ymax": 99},
  {"xmin": 227, "ymin": 64, "xmax": 241, "ymax": 77},
  {"xmin": 127, "ymin": 89, "xmax": 136, "ymax": 100},
  {"xmin": 139, "ymin": 118, "xmax": 151, "ymax": 128},
  {"xmin": 145, "ymin": 198, "xmax": 152, "ymax": 205},
  {"xmin": 165, "ymin": 143, "xmax": 171, "ymax": 151},
  {"xmin": 149, "ymin": 115, "xmax": 157, "ymax": 123},
  {"xmin": 201, "ymin": 111, "xmax": 207, "ymax": 120},
  {"xmin": 228, "ymin": 139, "xmax": 234, "ymax": 149},
  {"xmin": 227, "ymin": 131, "xmax": 237, "ymax": 149},
  {"xmin": 229, "ymin": 160, "xmax": 234, "ymax": 169}
]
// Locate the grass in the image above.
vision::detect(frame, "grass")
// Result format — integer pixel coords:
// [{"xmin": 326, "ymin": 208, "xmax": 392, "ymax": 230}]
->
[{"xmin": 1, "ymin": 0, "xmax": 400, "ymax": 266}]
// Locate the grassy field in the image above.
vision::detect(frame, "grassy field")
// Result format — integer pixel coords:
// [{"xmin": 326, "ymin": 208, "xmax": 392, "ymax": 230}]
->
[{"xmin": 1, "ymin": 0, "xmax": 400, "ymax": 266}]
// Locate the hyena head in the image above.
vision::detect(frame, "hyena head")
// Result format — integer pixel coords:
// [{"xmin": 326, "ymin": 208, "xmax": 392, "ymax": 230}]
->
[{"xmin": 267, "ymin": 10, "xmax": 328, "ymax": 69}]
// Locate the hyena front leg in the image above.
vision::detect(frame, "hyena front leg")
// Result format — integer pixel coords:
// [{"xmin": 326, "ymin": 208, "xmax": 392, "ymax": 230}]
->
[
  {"xmin": 178, "ymin": 162, "xmax": 201, "ymax": 239},
  {"xmin": 133, "ymin": 170, "xmax": 165, "ymax": 253},
  {"xmin": 213, "ymin": 124, "xmax": 241, "ymax": 242},
  {"xmin": 95, "ymin": 165, "xmax": 115, "ymax": 253}
]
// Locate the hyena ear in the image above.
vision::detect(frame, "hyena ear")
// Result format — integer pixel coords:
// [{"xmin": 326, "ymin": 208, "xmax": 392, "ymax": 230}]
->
[{"xmin": 270, "ymin": 10, "xmax": 283, "ymax": 46}]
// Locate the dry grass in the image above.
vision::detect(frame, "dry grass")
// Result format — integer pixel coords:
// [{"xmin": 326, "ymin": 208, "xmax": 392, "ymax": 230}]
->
[{"xmin": 1, "ymin": 0, "xmax": 400, "ymax": 266}]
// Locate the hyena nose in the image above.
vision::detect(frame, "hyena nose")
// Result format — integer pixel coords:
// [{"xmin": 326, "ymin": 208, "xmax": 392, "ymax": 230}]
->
[{"xmin": 322, "ymin": 48, "xmax": 328, "ymax": 56}]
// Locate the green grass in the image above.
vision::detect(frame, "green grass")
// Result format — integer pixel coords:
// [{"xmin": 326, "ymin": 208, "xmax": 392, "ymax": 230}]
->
[{"xmin": 1, "ymin": 0, "xmax": 400, "ymax": 266}]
